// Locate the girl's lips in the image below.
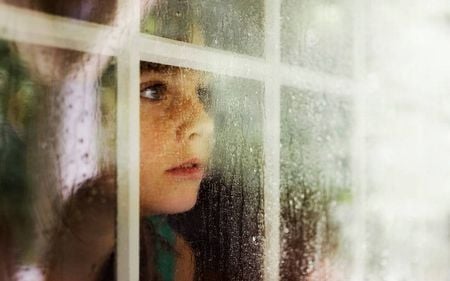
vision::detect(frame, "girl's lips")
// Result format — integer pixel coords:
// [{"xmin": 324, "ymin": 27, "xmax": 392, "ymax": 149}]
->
[{"xmin": 165, "ymin": 159, "xmax": 205, "ymax": 180}]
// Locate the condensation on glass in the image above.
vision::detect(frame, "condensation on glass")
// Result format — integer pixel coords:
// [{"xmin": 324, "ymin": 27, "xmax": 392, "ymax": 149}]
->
[
  {"xmin": 139, "ymin": 61, "xmax": 265, "ymax": 280},
  {"xmin": 281, "ymin": 0, "xmax": 353, "ymax": 76},
  {"xmin": 185, "ymin": 75, "xmax": 264, "ymax": 281},
  {"xmin": 0, "ymin": 39, "xmax": 117, "ymax": 280},
  {"xmin": 353, "ymin": 1, "xmax": 450, "ymax": 280},
  {"xmin": 141, "ymin": 0, "xmax": 265, "ymax": 57},
  {"xmin": 2, "ymin": 1, "xmax": 450, "ymax": 281},
  {"xmin": 280, "ymin": 88, "xmax": 352, "ymax": 281},
  {"xmin": 280, "ymin": 1, "xmax": 450, "ymax": 281}
]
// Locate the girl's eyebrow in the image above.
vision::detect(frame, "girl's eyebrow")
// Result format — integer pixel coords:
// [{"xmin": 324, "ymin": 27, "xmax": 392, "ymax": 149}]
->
[{"xmin": 139, "ymin": 80, "xmax": 166, "ymax": 91}]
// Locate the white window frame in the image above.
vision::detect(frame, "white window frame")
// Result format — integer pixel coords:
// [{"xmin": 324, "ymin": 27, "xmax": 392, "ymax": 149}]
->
[{"xmin": 0, "ymin": 1, "xmax": 363, "ymax": 280}]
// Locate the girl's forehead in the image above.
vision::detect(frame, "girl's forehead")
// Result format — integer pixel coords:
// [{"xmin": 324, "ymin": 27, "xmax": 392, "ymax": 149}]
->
[{"xmin": 140, "ymin": 67, "xmax": 205, "ymax": 83}]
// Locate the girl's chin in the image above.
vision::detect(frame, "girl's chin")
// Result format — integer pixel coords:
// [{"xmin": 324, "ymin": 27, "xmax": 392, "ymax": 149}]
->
[
  {"xmin": 140, "ymin": 193, "xmax": 199, "ymax": 216},
  {"xmin": 141, "ymin": 203, "xmax": 196, "ymax": 216}
]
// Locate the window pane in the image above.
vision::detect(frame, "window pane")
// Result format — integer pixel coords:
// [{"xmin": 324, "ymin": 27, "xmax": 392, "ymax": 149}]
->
[
  {"xmin": 361, "ymin": 93, "xmax": 450, "ymax": 281},
  {"xmin": 281, "ymin": 0, "xmax": 353, "ymax": 76},
  {"xmin": 280, "ymin": 88, "xmax": 352, "ymax": 280},
  {"xmin": 281, "ymin": 2, "xmax": 450, "ymax": 280},
  {"xmin": 2, "ymin": 0, "xmax": 118, "ymax": 25},
  {"xmin": 354, "ymin": 1, "xmax": 450, "ymax": 280},
  {"xmin": 139, "ymin": 61, "xmax": 264, "ymax": 280},
  {"xmin": 141, "ymin": 0, "xmax": 264, "ymax": 57},
  {"xmin": 0, "ymin": 39, "xmax": 117, "ymax": 280}
]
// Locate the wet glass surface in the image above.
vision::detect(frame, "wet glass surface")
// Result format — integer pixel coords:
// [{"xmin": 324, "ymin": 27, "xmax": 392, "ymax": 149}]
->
[
  {"xmin": 280, "ymin": 88, "xmax": 352, "ymax": 281},
  {"xmin": 0, "ymin": 39, "xmax": 117, "ymax": 280},
  {"xmin": 141, "ymin": 0, "xmax": 264, "ymax": 57},
  {"xmin": 354, "ymin": 2, "xmax": 450, "ymax": 279},
  {"xmin": 187, "ymin": 74, "xmax": 264, "ymax": 281},
  {"xmin": 281, "ymin": 0, "xmax": 353, "ymax": 76},
  {"xmin": 139, "ymin": 61, "xmax": 264, "ymax": 281},
  {"xmin": 2, "ymin": 1, "xmax": 450, "ymax": 280}
]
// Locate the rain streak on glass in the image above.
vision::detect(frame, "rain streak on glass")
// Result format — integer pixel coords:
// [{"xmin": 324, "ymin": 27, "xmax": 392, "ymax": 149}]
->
[
  {"xmin": 141, "ymin": 65, "xmax": 266, "ymax": 281},
  {"xmin": 141, "ymin": 0, "xmax": 265, "ymax": 57},
  {"xmin": 280, "ymin": 88, "xmax": 352, "ymax": 281},
  {"xmin": 280, "ymin": 0, "xmax": 450, "ymax": 280}
]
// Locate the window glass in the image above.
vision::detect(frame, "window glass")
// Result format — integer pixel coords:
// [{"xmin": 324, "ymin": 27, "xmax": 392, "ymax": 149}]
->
[
  {"xmin": 141, "ymin": 0, "xmax": 264, "ymax": 57},
  {"xmin": 139, "ymin": 61, "xmax": 264, "ymax": 280},
  {"xmin": 0, "ymin": 39, "xmax": 117, "ymax": 280},
  {"xmin": 362, "ymin": 93, "xmax": 450, "ymax": 281},
  {"xmin": 281, "ymin": 0, "xmax": 353, "ymax": 76},
  {"xmin": 280, "ymin": 1, "xmax": 450, "ymax": 280},
  {"xmin": 2, "ymin": 1, "xmax": 449, "ymax": 281},
  {"xmin": 280, "ymin": 87, "xmax": 352, "ymax": 280},
  {"xmin": 354, "ymin": 1, "xmax": 450, "ymax": 279}
]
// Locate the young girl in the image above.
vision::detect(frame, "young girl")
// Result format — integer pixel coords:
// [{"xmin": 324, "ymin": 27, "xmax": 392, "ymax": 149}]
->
[
  {"xmin": 39, "ymin": 62, "xmax": 213, "ymax": 281},
  {"xmin": 139, "ymin": 62, "xmax": 214, "ymax": 280},
  {"xmin": 0, "ymin": 4, "xmax": 213, "ymax": 281}
]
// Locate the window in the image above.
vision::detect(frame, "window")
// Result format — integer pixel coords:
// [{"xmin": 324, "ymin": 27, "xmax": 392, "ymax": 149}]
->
[{"xmin": 1, "ymin": 0, "xmax": 449, "ymax": 281}]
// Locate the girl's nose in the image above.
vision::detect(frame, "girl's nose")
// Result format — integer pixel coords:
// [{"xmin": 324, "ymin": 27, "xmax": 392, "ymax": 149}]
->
[
  {"xmin": 185, "ymin": 113, "xmax": 214, "ymax": 141},
  {"xmin": 175, "ymin": 95, "xmax": 213, "ymax": 143}
]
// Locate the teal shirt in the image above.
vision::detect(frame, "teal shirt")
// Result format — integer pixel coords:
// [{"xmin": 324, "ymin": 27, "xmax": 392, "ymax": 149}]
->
[{"xmin": 147, "ymin": 216, "xmax": 176, "ymax": 281}]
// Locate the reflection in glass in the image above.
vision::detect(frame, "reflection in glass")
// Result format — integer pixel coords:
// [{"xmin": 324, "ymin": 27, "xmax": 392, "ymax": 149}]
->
[
  {"xmin": 280, "ymin": 88, "xmax": 351, "ymax": 281},
  {"xmin": 141, "ymin": 0, "xmax": 264, "ymax": 57},
  {"xmin": 281, "ymin": 0, "xmax": 353, "ymax": 76},
  {"xmin": 0, "ymin": 40, "xmax": 117, "ymax": 280}
]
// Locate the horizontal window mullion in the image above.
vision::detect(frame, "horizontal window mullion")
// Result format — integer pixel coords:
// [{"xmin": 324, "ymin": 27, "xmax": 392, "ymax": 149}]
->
[
  {"xmin": 0, "ymin": 3, "xmax": 119, "ymax": 55},
  {"xmin": 280, "ymin": 64, "xmax": 356, "ymax": 96},
  {"xmin": 138, "ymin": 34, "xmax": 268, "ymax": 81},
  {"xmin": 0, "ymin": 3, "xmax": 357, "ymax": 96}
]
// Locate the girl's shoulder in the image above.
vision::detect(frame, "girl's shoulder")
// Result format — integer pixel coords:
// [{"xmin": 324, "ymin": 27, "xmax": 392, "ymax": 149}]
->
[{"xmin": 146, "ymin": 216, "xmax": 194, "ymax": 281}]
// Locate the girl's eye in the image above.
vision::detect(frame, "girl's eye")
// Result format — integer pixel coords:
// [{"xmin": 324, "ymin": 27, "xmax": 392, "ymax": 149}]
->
[{"xmin": 140, "ymin": 83, "xmax": 167, "ymax": 101}]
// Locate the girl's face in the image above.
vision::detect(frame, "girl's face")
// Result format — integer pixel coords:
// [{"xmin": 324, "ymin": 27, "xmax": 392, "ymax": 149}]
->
[{"xmin": 139, "ymin": 66, "xmax": 214, "ymax": 215}]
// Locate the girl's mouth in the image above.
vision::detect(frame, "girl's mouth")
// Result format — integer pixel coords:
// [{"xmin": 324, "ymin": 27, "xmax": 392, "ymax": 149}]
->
[{"xmin": 165, "ymin": 159, "xmax": 205, "ymax": 180}]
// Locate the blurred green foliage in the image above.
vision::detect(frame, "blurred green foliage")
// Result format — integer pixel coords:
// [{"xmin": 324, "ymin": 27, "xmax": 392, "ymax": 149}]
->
[{"xmin": 0, "ymin": 40, "xmax": 34, "ymax": 257}]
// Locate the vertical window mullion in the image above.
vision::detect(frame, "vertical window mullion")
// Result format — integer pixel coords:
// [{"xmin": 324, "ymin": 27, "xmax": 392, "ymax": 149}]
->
[
  {"xmin": 264, "ymin": 0, "xmax": 281, "ymax": 280},
  {"xmin": 350, "ymin": 0, "xmax": 369, "ymax": 280},
  {"xmin": 116, "ymin": 0, "xmax": 140, "ymax": 280}
]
